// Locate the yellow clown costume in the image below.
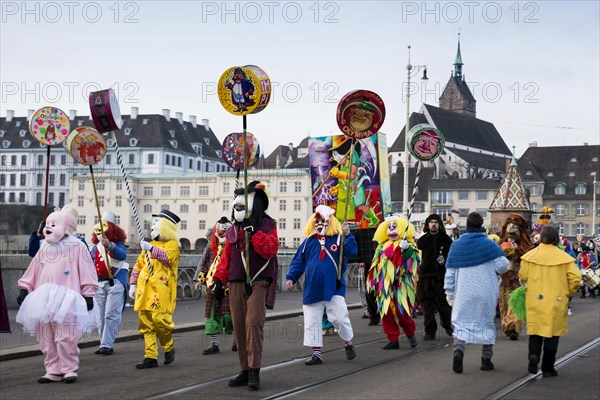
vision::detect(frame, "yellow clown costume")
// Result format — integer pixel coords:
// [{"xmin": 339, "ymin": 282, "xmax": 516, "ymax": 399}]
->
[
  {"xmin": 368, "ymin": 216, "xmax": 419, "ymax": 348},
  {"xmin": 129, "ymin": 209, "xmax": 181, "ymax": 369}
]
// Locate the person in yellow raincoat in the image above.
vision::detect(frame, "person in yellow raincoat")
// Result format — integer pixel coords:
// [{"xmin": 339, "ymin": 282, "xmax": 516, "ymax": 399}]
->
[
  {"xmin": 519, "ymin": 225, "xmax": 581, "ymax": 378},
  {"xmin": 129, "ymin": 209, "xmax": 181, "ymax": 369}
]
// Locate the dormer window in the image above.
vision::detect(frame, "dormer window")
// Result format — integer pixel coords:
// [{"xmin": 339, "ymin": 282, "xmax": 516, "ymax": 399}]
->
[
  {"xmin": 169, "ymin": 130, "xmax": 175, "ymax": 138},
  {"xmin": 0, "ymin": 130, "xmax": 5, "ymax": 137},
  {"xmin": 569, "ymin": 172, "xmax": 576, "ymax": 177},
  {"xmin": 547, "ymin": 172, "xmax": 554, "ymax": 177},
  {"xmin": 129, "ymin": 138, "xmax": 139, "ymax": 146},
  {"xmin": 124, "ymin": 128, "xmax": 132, "ymax": 135},
  {"xmin": 575, "ymin": 182, "xmax": 587, "ymax": 195},
  {"xmin": 525, "ymin": 171, "xmax": 532, "ymax": 176},
  {"xmin": 19, "ymin": 129, "xmax": 26, "ymax": 137},
  {"xmin": 169, "ymin": 140, "xmax": 178, "ymax": 149},
  {"xmin": 143, "ymin": 118, "xmax": 149, "ymax": 125},
  {"xmin": 554, "ymin": 183, "xmax": 566, "ymax": 195},
  {"xmin": 216, "ymin": 150, "xmax": 222, "ymax": 158},
  {"xmin": 2, "ymin": 140, "xmax": 10, "ymax": 148},
  {"xmin": 15, "ymin": 121, "xmax": 21, "ymax": 127},
  {"xmin": 570, "ymin": 157, "xmax": 577, "ymax": 162},
  {"xmin": 593, "ymin": 157, "xmax": 598, "ymax": 162},
  {"xmin": 78, "ymin": 120, "xmax": 84, "ymax": 126},
  {"xmin": 23, "ymin": 140, "xmax": 31, "ymax": 148},
  {"xmin": 107, "ymin": 139, "xmax": 114, "ymax": 147},
  {"xmin": 203, "ymin": 138, "xmax": 210, "ymax": 145}
]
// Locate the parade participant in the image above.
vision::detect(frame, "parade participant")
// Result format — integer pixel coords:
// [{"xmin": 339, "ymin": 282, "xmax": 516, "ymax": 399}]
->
[
  {"xmin": 519, "ymin": 225, "xmax": 581, "ymax": 377},
  {"xmin": 28, "ymin": 204, "xmax": 88, "ymax": 257},
  {"xmin": 444, "ymin": 212, "xmax": 509, "ymax": 373},
  {"xmin": 416, "ymin": 213, "xmax": 454, "ymax": 340},
  {"xmin": 196, "ymin": 216, "xmax": 234, "ymax": 355},
  {"xmin": 498, "ymin": 214, "xmax": 533, "ymax": 340},
  {"xmin": 91, "ymin": 211, "xmax": 129, "ymax": 355},
  {"xmin": 286, "ymin": 205, "xmax": 357, "ymax": 365},
  {"xmin": 368, "ymin": 215, "xmax": 419, "ymax": 349},
  {"xmin": 16, "ymin": 210, "xmax": 99, "ymax": 383},
  {"xmin": 577, "ymin": 245, "xmax": 598, "ymax": 298},
  {"xmin": 129, "ymin": 209, "xmax": 181, "ymax": 369},
  {"xmin": 212, "ymin": 181, "xmax": 279, "ymax": 390}
]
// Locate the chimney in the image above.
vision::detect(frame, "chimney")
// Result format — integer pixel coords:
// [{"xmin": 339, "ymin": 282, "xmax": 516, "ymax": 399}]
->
[
  {"xmin": 583, "ymin": 142, "xmax": 588, "ymax": 146},
  {"xmin": 529, "ymin": 141, "xmax": 537, "ymax": 147},
  {"xmin": 175, "ymin": 112, "xmax": 184, "ymax": 124},
  {"xmin": 288, "ymin": 142, "xmax": 294, "ymax": 150},
  {"xmin": 27, "ymin": 109, "xmax": 34, "ymax": 121},
  {"xmin": 162, "ymin": 109, "xmax": 170, "ymax": 121},
  {"xmin": 189, "ymin": 115, "xmax": 197, "ymax": 128},
  {"xmin": 69, "ymin": 109, "xmax": 77, "ymax": 120},
  {"xmin": 131, "ymin": 107, "xmax": 139, "ymax": 119},
  {"xmin": 6, "ymin": 110, "xmax": 14, "ymax": 122},
  {"xmin": 202, "ymin": 118, "xmax": 209, "ymax": 130}
]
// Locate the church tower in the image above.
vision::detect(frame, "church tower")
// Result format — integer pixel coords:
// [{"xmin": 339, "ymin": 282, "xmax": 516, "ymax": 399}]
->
[{"xmin": 439, "ymin": 34, "xmax": 477, "ymax": 118}]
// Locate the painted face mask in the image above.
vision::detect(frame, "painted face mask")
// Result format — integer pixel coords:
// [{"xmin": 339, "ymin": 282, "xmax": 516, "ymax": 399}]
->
[
  {"xmin": 150, "ymin": 218, "xmax": 161, "ymax": 240},
  {"xmin": 232, "ymin": 192, "xmax": 255, "ymax": 222},
  {"xmin": 315, "ymin": 214, "xmax": 329, "ymax": 236},
  {"xmin": 215, "ymin": 221, "xmax": 231, "ymax": 244},
  {"xmin": 387, "ymin": 221, "xmax": 400, "ymax": 241},
  {"xmin": 44, "ymin": 211, "xmax": 69, "ymax": 244}
]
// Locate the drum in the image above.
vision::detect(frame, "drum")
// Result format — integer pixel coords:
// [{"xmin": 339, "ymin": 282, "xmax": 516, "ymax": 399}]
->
[
  {"xmin": 218, "ymin": 65, "xmax": 271, "ymax": 116},
  {"xmin": 582, "ymin": 268, "xmax": 600, "ymax": 290},
  {"xmin": 336, "ymin": 90, "xmax": 386, "ymax": 139},
  {"xmin": 29, "ymin": 107, "xmax": 70, "ymax": 145},
  {"xmin": 221, "ymin": 132, "xmax": 261, "ymax": 169},
  {"xmin": 66, "ymin": 126, "xmax": 108, "ymax": 165},
  {"xmin": 89, "ymin": 88, "xmax": 123, "ymax": 133}
]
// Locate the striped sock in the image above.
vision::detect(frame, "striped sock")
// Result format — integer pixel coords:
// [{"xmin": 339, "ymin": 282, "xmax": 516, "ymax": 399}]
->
[
  {"xmin": 312, "ymin": 347, "xmax": 322, "ymax": 359},
  {"xmin": 210, "ymin": 335, "xmax": 218, "ymax": 346}
]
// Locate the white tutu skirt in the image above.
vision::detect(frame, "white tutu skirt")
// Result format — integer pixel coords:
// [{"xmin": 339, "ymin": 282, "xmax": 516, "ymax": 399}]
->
[{"xmin": 16, "ymin": 283, "xmax": 100, "ymax": 337}]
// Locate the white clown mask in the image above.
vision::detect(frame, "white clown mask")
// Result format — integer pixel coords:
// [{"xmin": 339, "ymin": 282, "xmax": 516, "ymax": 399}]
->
[
  {"xmin": 150, "ymin": 218, "xmax": 161, "ymax": 240},
  {"xmin": 387, "ymin": 220, "xmax": 400, "ymax": 241},
  {"xmin": 314, "ymin": 205, "xmax": 335, "ymax": 236},
  {"xmin": 215, "ymin": 221, "xmax": 231, "ymax": 244},
  {"xmin": 232, "ymin": 192, "xmax": 255, "ymax": 222},
  {"xmin": 43, "ymin": 211, "xmax": 73, "ymax": 244}
]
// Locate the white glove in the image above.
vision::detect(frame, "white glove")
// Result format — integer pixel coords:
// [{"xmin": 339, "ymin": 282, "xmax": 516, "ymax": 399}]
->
[
  {"xmin": 140, "ymin": 240, "xmax": 153, "ymax": 252},
  {"xmin": 285, "ymin": 280, "xmax": 294, "ymax": 291},
  {"xmin": 446, "ymin": 295, "xmax": 454, "ymax": 307},
  {"xmin": 128, "ymin": 284, "xmax": 137, "ymax": 300},
  {"xmin": 400, "ymin": 240, "xmax": 409, "ymax": 250}
]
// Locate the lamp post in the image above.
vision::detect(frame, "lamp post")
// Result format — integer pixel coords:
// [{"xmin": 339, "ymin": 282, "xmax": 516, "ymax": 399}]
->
[
  {"xmin": 402, "ymin": 45, "xmax": 428, "ymax": 217},
  {"xmin": 592, "ymin": 172, "xmax": 597, "ymax": 237}
]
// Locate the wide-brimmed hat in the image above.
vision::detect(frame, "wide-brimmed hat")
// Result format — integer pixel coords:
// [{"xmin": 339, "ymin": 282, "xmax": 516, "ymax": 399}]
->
[{"xmin": 152, "ymin": 209, "xmax": 180, "ymax": 224}]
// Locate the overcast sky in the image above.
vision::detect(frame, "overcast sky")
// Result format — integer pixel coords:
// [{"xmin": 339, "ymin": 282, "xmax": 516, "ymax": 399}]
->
[{"xmin": 1, "ymin": 1, "xmax": 598, "ymax": 157}]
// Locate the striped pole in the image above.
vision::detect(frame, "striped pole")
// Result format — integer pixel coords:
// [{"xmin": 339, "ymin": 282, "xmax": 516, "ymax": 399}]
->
[
  {"xmin": 89, "ymin": 165, "xmax": 114, "ymax": 286},
  {"xmin": 111, "ymin": 132, "xmax": 153, "ymax": 275},
  {"xmin": 403, "ymin": 160, "xmax": 422, "ymax": 239},
  {"xmin": 242, "ymin": 115, "xmax": 251, "ymax": 286}
]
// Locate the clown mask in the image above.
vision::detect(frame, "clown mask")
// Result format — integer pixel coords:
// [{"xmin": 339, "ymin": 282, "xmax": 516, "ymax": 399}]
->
[
  {"xmin": 215, "ymin": 221, "xmax": 231, "ymax": 244},
  {"xmin": 150, "ymin": 218, "xmax": 161, "ymax": 240},
  {"xmin": 387, "ymin": 220, "xmax": 400, "ymax": 241},
  {"xmin": 232, "ymin": 192, "xmax": 255, "ymax": 222},
  {"xmin": 314, "ymin": 214, "xmax": 329, "ymax": 236},
  {"xmin": 44, "ymin": 211, "xmax": 70, "ymax": 244}
]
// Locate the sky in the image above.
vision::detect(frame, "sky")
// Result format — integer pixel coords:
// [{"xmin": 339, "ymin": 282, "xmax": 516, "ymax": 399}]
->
[{"xmin": 1, "ymin": 1, "xmax": 599, "ymax": 158}]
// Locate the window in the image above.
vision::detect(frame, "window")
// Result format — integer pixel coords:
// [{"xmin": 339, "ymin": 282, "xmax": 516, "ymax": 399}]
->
[
  {"xmin": 189, "ymin": 159, "xmax": 193, "ymax": 169},
  {"xmin": 115, "ymin": 196, "xmax": 122, "ymax": 207},
  {"xmin": 576, "ymin": 204, "xmax": 586, "ymax": 216},
  {"xmin": 431, "ymin": 208, "xmax": 451, "ymax": 220},
  {"xmin": 476, "ymin": 191, "xmax": 488, "ymax": 201},
  {"xmin": 279, "ymin": 200, "xmax": 287, "ymax": 211},
  {"xmin": 129, "ymin": 154, "xmax": 135, "ymax": 165},
  {"xmin": 279, "ymin": 218, "xmax": 286, "ymax": 229},
  {"xmin": 37, "ymin": 155, "xmax": 43, "ymax": 165},
  {"xmin": 143, "ymin": 204, "xmax": 152, "ymax": 213},
  {"xmin": 570, "ymin": 157, "xmax": 577, "ymax": 162},
  {"xmin": 48, "ymin": 174, "xmax": 54, "ymax": 186},
  {"xmin": 293, "ymin": 218, "xmax": 301, "ymax": 229},
  {"xmin": 19, "ymin": 192, "xmax": 25, "ymax": 203},
  {"xmin": 293, "ymin": 237, "xmax": 301, "ymax": 247},
  {"xmin": 116, "ymin": 181, "xmax": 122, "ymax": 190},
  {"xmin": 160, "ymin": 204, "xmax": 170, "ymax": 211},
  {"xmin": 294, "ymin": 200, "xmax": 301, "ymax": 211},
  {"xmin": 198, "ymin": 186, "xmax": 209, "ymax": 196},
  {"xmin": 50, "ymin": 155, "xmax": 55, "ymax": 165},
  {"xmin": 198, "ymin": 220, "xmax": 206, "ymax": 230},
  {"xmin": 21, "ymin": 155, "xmax": 26, "ymax": 166},
  {"xmin": 222, "ymin": 200, "xmax": 230, "ymax": 211},
  {"xmin": 476, "ymin": 208, "xmax": 488, "ymax": 218},
  {"xmin": 144, "ymin": 220, "xmax": 151, "ymax": 231},
  {"xmin": 20, "ymin": 174, "xmax": 26, "ymax": 186},
  {"xmin": 97, "ymin": 180, "xmax": 105, "ymax": 190},
  {"xmin": 99, "ymin": 196, "xmax": 105, "ymax": 207},
  {"xmin": 161, "ymin": 186, "xmax": 171, "ymax": 196},
  {"xmin": 555, "ymin": 204, "xmax": 565, "ymax": 216},
  {"xmin": 180, "ymin": 186, "xmax": 190, "ymax": 196},
  {"xmin": 279, "ymin": 237, "xmax": 286, "ymax": 247},
  {"xmin": 148, "ymin": 154, "xmax": 155, "ymax": 164},
  {"xmin": 181, "ymin": 220, "xmax": 187, "ymax": 230},
  {"xmin": 180, "ymin": 204, "xmax": 189, "ymax": 213},
  {"xmin": 37, "ymin": 174, "xmax": 43, "ymax": 186},
  {"xmin": 557, "ymin": 223, "xmax": 565, "ymax": 236},
  {"xmin": 77, "ymin": 196, "xmax": 84, "ymax": 207},
  {"xmin": 530, "ymin": 203, "xmax": 538, "ymax": 212},
  {"xmin": 295, "ymin": 182, "xmax": 302, "ymax": 193},
  {"xmin": 11, "ymin": 155, "xmax": 17, "ymax": 165},
  {"xmin": 199, "ymin": 204, "xmax": 208, "ymax": 213},
  {"xmin": 58, "ymin": 192, "xmax": 64, "ymax": 207},
  {"xmin": 105, "ymin": 154, "xmax": 112, "ymax": 166},
  {"xmin": 223, "ymin": 182, "xmax": 230, "ymax": 193},
  {"xmin": 77, "ymin": 216, "xmax": 86, "ymax": 225},
  {"xmin": 0, "ymin": 192, "xmax": 4, "ymax": 203},
  {"xmin": 59, "ymin": 174, "xmax": 66, "ymax": 186},
  {"xmin": 280, "ymin": 182, "xmax": 287, "ymax": 193},
  {"xmin": 35, "ymin": 192, "xmax": 41, "ymax": 205},
  {"xmin": 554, "ymin": 183, "xmax": 566, "ymax": 195},
  {"xmin": 528, "ymin": 185, "xmax": 540, "ymax": 196},
  {"xmin": 547, "ymin": 172, "xmax": 554, "ymax": 177},
  {"xmin": 9, "ymin": 192, "xmax": 15, "ymax": 203},
  {"xmin": 144, "ymin": 186, "xmax": 153, "ymax": 196},
  {"xmin": 432, "ymin": 191, "xmax": 451, "ymax": 205},
  {"xmin": 166, "ymin": 155, "xmax": 170, "ymax": 165},
  {"xmin": 177, "ymin": 157, "xmax": 182, "ymax": 167},
  {"xmin": 597, "ymin": 204, "xmax": 600, "ymax": 217},
  {"xmin": 569, "ymin": 172, "xmax": 576, "ymax": 177},
  {"xmin": 575, "ymin": 183, "xmax": 587, "ymax": 195},
  {"xmin": 458, "ymin": 208, "xmax": 469, "ymax": 217},
  {"xmin": 458, "ymin": 191, "xmax": 469, "ymax": 201},
  {"xmin": 576, "ymin": 223, "xmax": 586, "ymax": 235}
]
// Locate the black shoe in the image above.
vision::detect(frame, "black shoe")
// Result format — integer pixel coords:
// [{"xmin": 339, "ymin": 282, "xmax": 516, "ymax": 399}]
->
[
  {"xmin": 164, "ymin": 349, "xmax": 175, "ymax": 365},
  {"xmin": 248, "ymin": 368, "xmax": 260, "ymax": 390},
  {"xmin": 203, "ymin": 344, "xmax": 220, "ymax": 355},
  {"xmin": 408, "ymin": 335, "xmax": 418, "ymax": 348},
  {"xmin": 453, "ymin": 350, "xmax": 464, "ymax": 374},
  {"xmin": 481, "ymin": 358, "xmax": 494, "ymax": 371},
  {"xmin": 305, "ymin": 355, "xmax": 323, "ymax": 365},
  {"xmin": 509, "ymin": 332, "xmax": 519, "ymax": 341},
  {"xmin": 64, "ymin": 375, "xmax": 77, "ymax": 384},
  {"xmin": 542, "ymin": 369, "xmax": 558, "ymax": 378},
  {"xmin": 345, "ymin": 344, "xmax": 356, "ymax": 360},
  {"xmin": 383, "ymin": 341, "xmax": 399, "ymax": 350},
  {"xmin": 135, "ymin": 358, "xmax": 158, "ymax": 369},
  {"xmin": 228, "ymin": 370, "xmax": 249, "ymax": 387},
  {"xmin": 95, "ymin": 347, "xmax": 113, "ymax": 355},
  {"xmin": 423, "ymin": 334, "xmax": 436, "ymax": 341},
  {"xmin": 528, "ymin": 354, "xmax": 539, "ymax": 374},
  {"xmin": 37, "ymin": 375, "xmax": 64, "ymax": 384}
]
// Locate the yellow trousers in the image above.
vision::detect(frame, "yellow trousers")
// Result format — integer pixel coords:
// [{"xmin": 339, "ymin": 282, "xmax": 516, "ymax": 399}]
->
[{"xmin": 138, "ymin": 310, "xmax": 174, "ymax": 359}]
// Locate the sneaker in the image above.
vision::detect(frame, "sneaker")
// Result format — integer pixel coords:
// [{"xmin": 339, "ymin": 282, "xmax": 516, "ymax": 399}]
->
[
  {"xmin": 345, "ymin": 344, "xmax": 356, "ymax": 360},
  {"xmin": 480, "ymin": 358, "xmax": 494, "ymax": 371},
  {"xmin": 423, "ymin": 334, "xmax": 436, "ymax": 341},
  {"xmin": 164, "ymin": 349, "xmax": 175, "ymax": 365},
  {"xmin": 408, "ymin": 335, "xmax": 418, "ymax": 348},
  {"xmin": 542, "ymin": 369, "xmax": 558, "ymax": 378},
  {"xmin": 305, "ymin": 355, "xmax": 323, "ymax": 365},
  {"xmin": 228, "ymin": 370, "xmax": 249, "ymax": 387},
  {"xmin": 453, "ymin": 350, "xmax": 464, "ymax": 374},
  {"xmin": 135, "ymin": 358, "xmax": 158, "ymax": 369},
  {"xmin": 383, "ymin": 341, "xmax": 399, "ymax": 350},
  {"xmin": 203, "ymin": 344, "xmax": 220, "ymax": 355},
  {"xmin": 528, "ymin": 354, "xmax": 539, "ymax": 374}
]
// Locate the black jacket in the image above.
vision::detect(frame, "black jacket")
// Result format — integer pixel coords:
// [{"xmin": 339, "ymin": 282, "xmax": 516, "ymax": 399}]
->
[{"xmin": 417, "ymin": 231, "xmax": 453, "ymax": 279}]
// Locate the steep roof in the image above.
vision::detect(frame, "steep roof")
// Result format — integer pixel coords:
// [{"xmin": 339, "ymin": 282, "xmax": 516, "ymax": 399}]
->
[
  {"xmin": 489, "ymin": 157, "xmax": 532, "ymax": 211},
  {"xmin": 447, "ymin": 148, "xmax": 509, "ymax": 171}
]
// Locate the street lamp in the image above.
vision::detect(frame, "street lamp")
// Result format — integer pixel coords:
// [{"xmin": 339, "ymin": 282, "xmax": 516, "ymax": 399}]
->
[
  {"xmin": 592, "ymin": 172, "xmax": 598, "ymax": 237},
  {"xmin": 402, "ymin": 45, "xmax": 428, "ymax": 217}
]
